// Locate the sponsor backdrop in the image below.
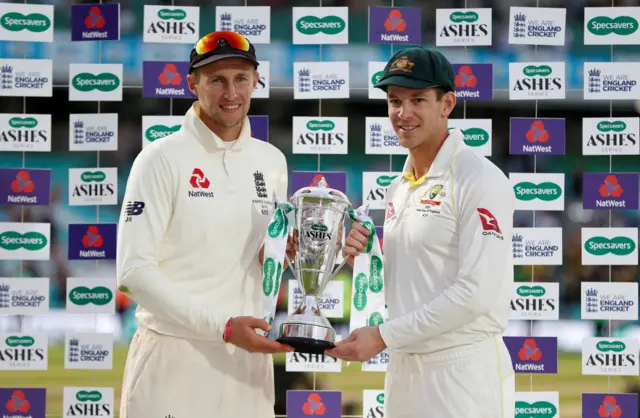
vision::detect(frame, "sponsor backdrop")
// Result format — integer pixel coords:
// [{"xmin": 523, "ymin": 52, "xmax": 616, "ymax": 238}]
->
[{"xmin": 0, "ymin": 1, "xmax": 639, "ymax": 418}]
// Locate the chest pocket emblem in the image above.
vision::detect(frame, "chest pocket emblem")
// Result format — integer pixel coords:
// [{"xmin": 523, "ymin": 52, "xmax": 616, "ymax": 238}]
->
[{"xmin": 420, "ymin": 184, "xmax": 445, "ymax": 206}]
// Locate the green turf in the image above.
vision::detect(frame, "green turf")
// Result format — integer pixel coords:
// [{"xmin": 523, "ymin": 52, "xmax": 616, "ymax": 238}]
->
[{"xmin": 0, "ymin": 346, "xmax": 632, "ymax": 417}]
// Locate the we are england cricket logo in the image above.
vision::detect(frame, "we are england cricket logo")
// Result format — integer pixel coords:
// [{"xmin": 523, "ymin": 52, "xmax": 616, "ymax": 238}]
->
[
  {"xmin": 366, "ymin": 117, "xmax": 406, "ymax": 155},
  {"xmin": 292, "ymin": 6, "xmax": 348, "ymax": 44},
  {"xmin": 435, "ymin": 8, "xmax": 491, "ymax": 46},
  {"xmin": 584, "ymin": 62, "xmax": 640, "ymax": 100},
  {"xmin": 141, "ymin": 115, "xmax": 182, "ymax": 148},
  {"xmin": 582, "ymin": 338, "xmax": 639, "ymax": 376},
  {"xmin": 143, "ymin": 5, "xmax": 199, "ymax": 44},
  {"xmin": 69, "ymin": 113, "xmax": 118, "ymax": 151},
  {"xmin": 509, "ymin": 62, "xmax": 565, "ymax": 100},
  {"xmin": 0, "ymin": 58, "xmax": 53, "ymax": 97},
  {"xmin": 294, "ymin": 61, "xmax": 349, "ymax": 99},
  {"xmin": 216, "ymin": 6, "xmax": 270, "ymax": 43},
  {"xmin": 511, "ymin": 227, "xmax": 562, "ymax": 265},
  {"xmin": 584, "ymin": 7, "xmax": 640, "ymax": 45},
  {"xmin": 582, "ymin": 118, "xmax": 639, "ymax": 155},
  {"xmin": 69, "ymin": 63, "xmax": 122, "ymax": 101},
  {"xmin": 65, "ymin": 333, "xmax": 113, "ymax": 370},
  {"xmin": 0, "ymin": 3, "xmax": 53, "ymax": 42},
  {"xmin": 292, "ymin": 117, "xmax": 347, "ymax": 154},
  {"xmin": 508, "ymin": 7, "xmax": 566, "ymax": 45},
  {"xmin": 581, "ymin": 281, "xmax": 638, "ymax": 321},
  {"xmin": 0, "ymin": 277, "xmax": 49, "ymax": 315}
]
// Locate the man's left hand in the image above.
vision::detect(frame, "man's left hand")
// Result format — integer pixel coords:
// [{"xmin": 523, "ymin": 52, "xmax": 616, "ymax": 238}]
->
[{"xmin": 325, "ymin": 326, "xmax": 386, "ymax": 362}]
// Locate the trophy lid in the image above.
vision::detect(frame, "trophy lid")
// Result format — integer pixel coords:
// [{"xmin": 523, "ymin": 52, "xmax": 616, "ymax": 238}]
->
[{"xmin": 291, "ymin": 186, "xmax": 351, "ymax": 207}]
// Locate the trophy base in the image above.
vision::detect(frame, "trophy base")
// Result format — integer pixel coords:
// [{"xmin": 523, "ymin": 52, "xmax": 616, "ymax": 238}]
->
[
  {"xmin": 277, "ymin": 321, "xmax": 336, "ymax": 355},
  {"xmin": 276, "ymin": 337, "xmax": 335, "ymax": 355}
]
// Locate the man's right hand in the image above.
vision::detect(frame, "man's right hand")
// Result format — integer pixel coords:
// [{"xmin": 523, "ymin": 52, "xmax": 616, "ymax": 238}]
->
[
  {"xmin": 228, "ymin": 316, "xmax": 295, "ymax": 354},
  {"xmin": 342, "ymin": 222, "xmax": 371, "ymax": 268}
]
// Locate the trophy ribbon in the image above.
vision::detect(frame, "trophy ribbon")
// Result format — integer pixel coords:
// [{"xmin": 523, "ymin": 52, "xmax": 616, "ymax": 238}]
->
[
  {"xmin": 259, "ymin": 193, "xmax": 295, "ymax": 337},
  {"xmin": 347, "ymin": 205, "xmax": 386, "ymax": 334}
]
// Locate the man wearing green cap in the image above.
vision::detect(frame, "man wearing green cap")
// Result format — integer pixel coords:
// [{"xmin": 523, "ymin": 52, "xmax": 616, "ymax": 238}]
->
[{"xmin": 328, "ymin": 47, "xmax": 515, "ymax": 417}]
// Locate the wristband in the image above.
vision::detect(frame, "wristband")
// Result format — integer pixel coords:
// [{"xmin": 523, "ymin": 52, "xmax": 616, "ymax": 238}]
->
[{"xmin": 223, "ymin": 318, "xmax": 232, "ymax": 343}]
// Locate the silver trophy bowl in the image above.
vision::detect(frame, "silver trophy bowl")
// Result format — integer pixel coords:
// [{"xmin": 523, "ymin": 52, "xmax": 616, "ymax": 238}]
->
[{"xmin": 276, "ymin": 186, "xmax": 351, "ymax": 354}]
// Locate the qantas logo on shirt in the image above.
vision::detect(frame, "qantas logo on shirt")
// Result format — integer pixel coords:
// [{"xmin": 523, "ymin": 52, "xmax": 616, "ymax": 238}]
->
[
  {"xmin": 477, "ymin": 207, "xmax": 504, "ymax": 240},
  {"xmin": 188, "ymin": 168, "xmax": 215, "ymax": 198}
]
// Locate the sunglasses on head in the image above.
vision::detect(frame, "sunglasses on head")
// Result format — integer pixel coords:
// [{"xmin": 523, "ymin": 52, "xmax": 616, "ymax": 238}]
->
[{"xmin": 194, "ymin": 31, "xmax": 251, "ymax": 56}]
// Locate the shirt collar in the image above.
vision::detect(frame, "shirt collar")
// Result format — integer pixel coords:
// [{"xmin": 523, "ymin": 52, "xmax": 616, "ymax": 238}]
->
[
  {"xmin": 181, "ymin": 102, "xmax": 253, "ymax": 153},
  {"xmin": 401, "ymin": 128, "xmax": 464, "ymax": 187}
]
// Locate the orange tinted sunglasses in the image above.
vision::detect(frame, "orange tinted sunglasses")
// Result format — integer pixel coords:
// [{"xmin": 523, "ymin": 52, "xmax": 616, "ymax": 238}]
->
[{"xmin": 194, "ymin": 31, "xmax": 251, "ymax": 56}]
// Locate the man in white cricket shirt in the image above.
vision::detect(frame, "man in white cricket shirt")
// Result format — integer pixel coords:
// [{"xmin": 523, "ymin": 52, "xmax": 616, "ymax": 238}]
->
[
  {"xmin": 117, "ymin": 31, "xmax": 294, "ymax": 418},
  {"xmin": 327, "ymin": 47, "xmax": 515, "ymax": 417}
]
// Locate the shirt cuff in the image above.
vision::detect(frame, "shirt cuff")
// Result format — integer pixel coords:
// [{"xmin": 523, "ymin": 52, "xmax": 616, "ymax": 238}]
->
[{"xmin": 378, "ymin": 322, "xmax": 397, "ymax": 351}]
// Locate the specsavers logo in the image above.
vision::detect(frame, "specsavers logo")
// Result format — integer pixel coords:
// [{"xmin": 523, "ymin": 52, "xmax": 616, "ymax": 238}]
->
[
  {"xmin": 584, "ymin": 236, "xmax": 635, "ymax": 256},
  {"xmin": 67, "ymin": 277, "xmax": 116, "ymax": 314},
  {"xmin": 146, "ymin": 124, "xmax": 180, "ymax": 142},
  {"xmin": 72, "ymin": 72, "xmax": 119, "ymax": 92},
  {"xmin": 1, "ymin": 11, "xmax": 50, "ymax": 33},
  {"xmin": 585, "ymin": 7, "xmax": 640, "ymax": 45},
  {"xmin": 0, "ymin": 231, "xmax": 47, "ymax": 251},
  {"xmin": 0, "ymin": 4, "xmax": 53, "ymax": 42},
  {"xmin": 515, "ymin": 401, "xmax": 557, "ymax": 418},
  {"xmin": 510, "ymin": 173, "xmax": 564, "ymax": 211},
  {"xmin": 141, "ymin": 115, "xmax": 183, "ymax": 148},
  {"xmin": 448, "ymin": 119, "xmax": 492, "ymax": 156},
  {"xmin": 292, "ymin": 7, "xmax": 348, "ymax": 44}
]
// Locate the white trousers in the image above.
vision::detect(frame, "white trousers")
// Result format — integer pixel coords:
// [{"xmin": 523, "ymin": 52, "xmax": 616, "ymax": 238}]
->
[
  {"xmin": 384, "ymin": 336, "xmax": 515, "ymax": 418},
  {"xmin": 119, "ymin": 325, "xmax": 275, "ymax": 418}
]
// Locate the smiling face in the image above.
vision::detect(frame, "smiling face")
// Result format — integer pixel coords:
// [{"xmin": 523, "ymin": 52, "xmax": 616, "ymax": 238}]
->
[
  {"xmin": 386, "ymin": 85, "xmax": 456, "ymax": 150},
  {"xmin": 187, "ymin": 57, "xmax": 259, "ymax": 133}
]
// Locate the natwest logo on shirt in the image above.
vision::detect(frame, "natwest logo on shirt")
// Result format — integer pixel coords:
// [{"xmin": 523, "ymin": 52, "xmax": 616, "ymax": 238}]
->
[
  {"xmin": 188, "ymin": 168, "xmax": 214, "ymax": 198},
  {"xmin": 71, "ymin": 4, "xmax": 120, "ymax": 42},
  {"xmin": 477, "ymin": 208, "xmax": 503, "ymax": 240},
  {"xmin": 143, "ymin": 61, "xmax": 194, "ymax": 99}
]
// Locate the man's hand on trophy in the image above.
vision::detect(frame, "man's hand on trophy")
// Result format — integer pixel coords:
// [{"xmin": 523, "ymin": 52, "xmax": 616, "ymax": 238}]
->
[
  {"xmin": 324, "ymin": 326, "xmax": 386, "ymax": 362},
  {"xmin": 228, "ymin": 316, "xmax": 295, "ymax": 353},
  {"xmin": 342, "ymin": 222, "xmax": 370, "ymax": 268}
]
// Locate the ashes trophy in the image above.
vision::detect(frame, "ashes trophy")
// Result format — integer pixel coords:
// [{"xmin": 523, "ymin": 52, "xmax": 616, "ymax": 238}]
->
[{"xmin": 276, "ymin": 186, "xmax": 351, "ymax": 354}]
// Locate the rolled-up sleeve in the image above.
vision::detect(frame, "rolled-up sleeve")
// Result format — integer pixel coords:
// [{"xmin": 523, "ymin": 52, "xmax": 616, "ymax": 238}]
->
[
  {"xmin": 116, "ymin": 145, "xmax": 229, "ymax": 340},
  {"xmin": 378, "ymin": 170, "xmax": 513, "ymax": 350}
]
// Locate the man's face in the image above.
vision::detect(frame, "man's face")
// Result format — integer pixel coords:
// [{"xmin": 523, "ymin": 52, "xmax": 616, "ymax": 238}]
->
[
  {"xmin": 387, "ymin": 86, "xmax": 456, "ymax": 149},
  {"xmin": 187, "ymin": 58, "xmax": 259, "ymax": 129}
]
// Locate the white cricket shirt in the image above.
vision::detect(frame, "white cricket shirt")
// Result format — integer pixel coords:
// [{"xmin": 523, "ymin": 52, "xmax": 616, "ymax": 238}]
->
[
  {"xmin": 377, "ymin": 129, "xmax": 514, "ymax": 354},
  {"xmin": 116, "ymin": 104, "xmax": 288, "ymax": 341}
]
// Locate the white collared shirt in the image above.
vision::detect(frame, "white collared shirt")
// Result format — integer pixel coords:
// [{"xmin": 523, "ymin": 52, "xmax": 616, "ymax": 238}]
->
[
  {"xmin": 377, "ymin": 129, "xmax": 514, "ymax": 354},
  {"xmin": 116, "ymin": 104, "xmax": 288, "ymax": 341}
]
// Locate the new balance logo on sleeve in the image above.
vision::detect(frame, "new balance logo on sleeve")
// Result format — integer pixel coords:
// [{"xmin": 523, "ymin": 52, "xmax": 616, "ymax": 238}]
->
[
  {"xmin": 477, "ymin": 207, "xmax": 504, "ymax": 240},
  {"xmin": 124, "ymin": 200, "xmax": 145, "ymax": 222}
]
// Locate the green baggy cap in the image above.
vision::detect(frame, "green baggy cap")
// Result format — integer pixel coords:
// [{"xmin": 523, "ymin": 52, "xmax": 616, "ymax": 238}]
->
[{"xmin": 374, "ymin": 46, "xmax": 456, "ymax": 93}]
